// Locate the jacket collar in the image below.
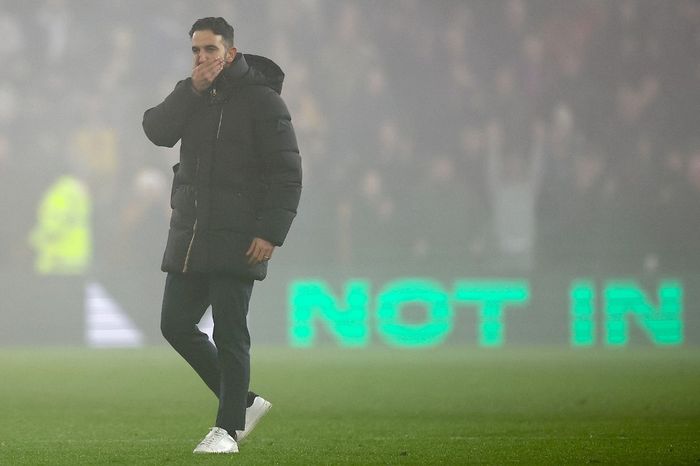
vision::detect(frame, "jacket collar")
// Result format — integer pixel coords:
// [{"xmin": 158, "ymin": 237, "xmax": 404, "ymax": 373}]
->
[{"xmin": 221, "ymin": 53, "xmax": 249, "ymax": 82}]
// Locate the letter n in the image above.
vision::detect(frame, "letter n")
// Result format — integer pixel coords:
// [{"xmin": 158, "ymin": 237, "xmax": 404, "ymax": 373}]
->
[
  {"xmin": 288, "ymin": 280, "xmax": 370, "ymax": 347},
  {"xmin": 605, "ymin": 281, "xmax": 683, "ymax": 346}
]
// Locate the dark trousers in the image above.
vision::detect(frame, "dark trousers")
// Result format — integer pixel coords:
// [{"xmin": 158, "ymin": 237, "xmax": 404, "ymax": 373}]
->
[{"xmin": 160, "ymin": 272, "xmax": 254, "ymax": 433}]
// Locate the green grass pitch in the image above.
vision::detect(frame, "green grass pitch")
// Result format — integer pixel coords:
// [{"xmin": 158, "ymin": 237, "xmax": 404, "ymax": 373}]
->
[{"xmin": 0, "ymin": 347, "xmax": 699, "ymax": 465}]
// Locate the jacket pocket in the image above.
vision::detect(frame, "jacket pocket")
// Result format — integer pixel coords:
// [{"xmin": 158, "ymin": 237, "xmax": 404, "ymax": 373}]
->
[{"xmin": 208, "ymin": 190, "xmax": 256, "ymax": 232}]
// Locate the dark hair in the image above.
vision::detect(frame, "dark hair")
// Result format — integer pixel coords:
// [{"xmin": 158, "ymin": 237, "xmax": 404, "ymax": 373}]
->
[{"xmin": 189, "ymin": 17, "xmax": 234, "ymax": 48}]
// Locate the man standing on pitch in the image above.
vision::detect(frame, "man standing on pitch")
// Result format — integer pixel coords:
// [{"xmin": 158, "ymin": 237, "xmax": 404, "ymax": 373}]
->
[{"xmin": 142, "ymin": 17, "xmax": 301, "ymax": 454}]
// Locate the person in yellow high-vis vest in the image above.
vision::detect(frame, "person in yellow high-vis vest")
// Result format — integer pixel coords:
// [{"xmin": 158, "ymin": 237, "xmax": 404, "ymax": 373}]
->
[{"xmin": 29, "ymin": 175, "xmax": 92, "ymax": 275}]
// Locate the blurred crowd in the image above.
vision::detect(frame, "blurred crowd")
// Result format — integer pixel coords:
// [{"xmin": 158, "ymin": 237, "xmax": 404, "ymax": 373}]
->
[{"xmin": 1, "ymin": 0, "xmax": 700, "ymax": 279}]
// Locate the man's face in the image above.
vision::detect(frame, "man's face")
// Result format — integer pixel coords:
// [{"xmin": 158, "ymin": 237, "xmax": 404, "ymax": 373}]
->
[{"xmin": 191, "ymin": 29, "xmax": 236, "ymax": 68}]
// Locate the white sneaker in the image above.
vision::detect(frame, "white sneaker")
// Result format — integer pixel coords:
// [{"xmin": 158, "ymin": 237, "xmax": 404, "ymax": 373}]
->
[
  {"xmin": 193, "ymin": 427, "xmax": 239, "ymax": 454},
  {"xmin": 236, "ymin": 396, "xmax": 272, "ymax": 442}
]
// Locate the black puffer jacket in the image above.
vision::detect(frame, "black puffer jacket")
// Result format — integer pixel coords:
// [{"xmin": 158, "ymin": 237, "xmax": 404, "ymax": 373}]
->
[{"xmin": 143, "ymin": 53, "xmax": 302, "ymax": 280}]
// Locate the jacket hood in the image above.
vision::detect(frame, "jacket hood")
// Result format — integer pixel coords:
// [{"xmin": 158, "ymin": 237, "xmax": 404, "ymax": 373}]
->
[{"xmin": 221, "ymin": 53, "xmax": 285, "ymax": 94}]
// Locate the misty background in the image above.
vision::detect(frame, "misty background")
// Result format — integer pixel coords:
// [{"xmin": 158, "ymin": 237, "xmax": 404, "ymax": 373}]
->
[{"xmin": 1, "ymin": 0, "xmax": 699, "ymax": 346}]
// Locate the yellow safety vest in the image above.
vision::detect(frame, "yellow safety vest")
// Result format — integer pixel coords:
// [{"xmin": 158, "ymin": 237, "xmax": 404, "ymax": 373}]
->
[{"xmin": 29, "ymin": 176, "xmax": 92, "ymax": 275}]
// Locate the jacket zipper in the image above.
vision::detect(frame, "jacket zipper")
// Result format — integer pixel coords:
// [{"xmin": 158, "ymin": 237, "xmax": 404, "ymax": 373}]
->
[
  {"xmin": 216, "ymin": 107, "xmax": 224, "ymax": 138},
  {"xmin": 182, "ymin": 158, "xmax": 199, "ymax": 273},
  {"xmin": 182, "ymin": 106, "xmax": 224, "ymax": 273}
]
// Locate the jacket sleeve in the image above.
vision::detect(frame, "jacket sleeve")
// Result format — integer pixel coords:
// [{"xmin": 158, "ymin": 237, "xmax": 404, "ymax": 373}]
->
[
  {"xmin": 253, "ymin": 88, "xmax": 302, "ymax": 246},
  {"xmin": 142, "ymin": 78, "xmax": 204, "ymax": 148}
]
